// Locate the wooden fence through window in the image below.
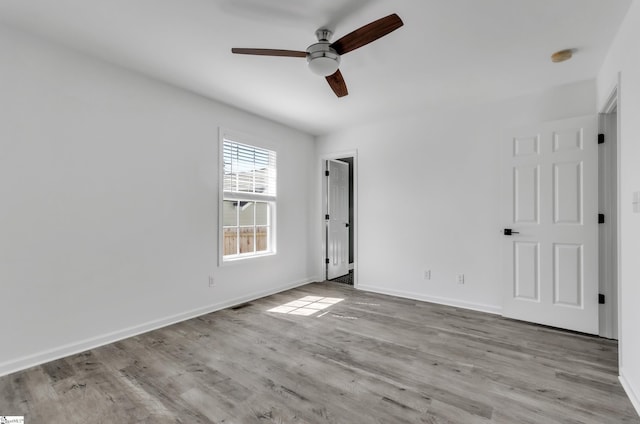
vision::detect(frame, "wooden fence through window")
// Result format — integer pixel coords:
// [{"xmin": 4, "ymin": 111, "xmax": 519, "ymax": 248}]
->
[{"xmin": 224, "ymin": 227, "xmax": 268, "ymax": 256}]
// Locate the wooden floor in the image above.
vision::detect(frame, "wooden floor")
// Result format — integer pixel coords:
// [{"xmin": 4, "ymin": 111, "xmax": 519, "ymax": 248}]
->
[{"xmin": 1, "ymin": 281, "xmax": 638, "ymax": 423}]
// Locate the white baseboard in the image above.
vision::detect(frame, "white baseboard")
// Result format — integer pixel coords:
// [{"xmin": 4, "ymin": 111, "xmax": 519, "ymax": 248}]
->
[
  {"xmin": 0, "ymin": 277, "xmax": 315, "ymax": 378},
  {"xmin": 620, "ymin": 371, "xmax": 640, "ymax": 417},
  {"xmin": 357, "ymin": 284, "xmax": 502, "ymax": 315}
]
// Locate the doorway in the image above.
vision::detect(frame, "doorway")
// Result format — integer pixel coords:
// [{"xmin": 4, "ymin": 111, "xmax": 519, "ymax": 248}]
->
[
  {"xmin": 598, "ymin": 87, "xmax": 619, "ymax": 340},
  {"xmin": 322, "ymin": 152, "xmax": 357, "ymax": 285}
]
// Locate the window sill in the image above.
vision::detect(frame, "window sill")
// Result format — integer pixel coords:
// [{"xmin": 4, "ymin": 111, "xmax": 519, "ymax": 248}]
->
[{"xmin": 221, "ymin": 251, "xmax": 276, "ymax": 265}]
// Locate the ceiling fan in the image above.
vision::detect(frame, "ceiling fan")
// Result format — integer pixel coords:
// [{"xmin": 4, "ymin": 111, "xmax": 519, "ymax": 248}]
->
[{"xmin": 231, "ymin": 13, "xmax": 403, "ymax": 98}]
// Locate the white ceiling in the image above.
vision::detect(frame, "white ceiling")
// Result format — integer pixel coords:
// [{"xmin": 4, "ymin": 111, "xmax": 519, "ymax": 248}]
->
[{"xmin": 0, "ymin": 0, "xmax": 632, "ymax": 135}]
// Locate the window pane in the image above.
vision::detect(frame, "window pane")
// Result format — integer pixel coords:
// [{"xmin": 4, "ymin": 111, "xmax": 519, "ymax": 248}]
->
[
  {"xmin": 239, "ymin": 201, "xmax": 255, "ymax": 226},
  {"xmin": 255, "ymin": 202, "xmax": 268, "ymax": 226},
  {"xmin": 254, "ymin": 168, "xmax": 268, "ymax": 194},
  {"xmin": 223, "ymin": 173, "xmax": 234, "ymax": 192},
  {"xmin": 239, "ymin": 227, "xmax": 255, "ymax": 254},
  {"xmin": 223, "ymin": 228, "xmax": 238, "ymax": 256},
  {"xmin": 223, "ymin": 200, "xmax": 238, "ymax": 226},
  {"xmin": 237, "ymin": 171, "xmax": 254, "ymax": 193},
  {"xmin": 223, "ymin": 143, "xmax": 235, "ymax": 192},
  {"xmin": 256, "ymin": 226, "xmax": 269, "ymax": 252}
]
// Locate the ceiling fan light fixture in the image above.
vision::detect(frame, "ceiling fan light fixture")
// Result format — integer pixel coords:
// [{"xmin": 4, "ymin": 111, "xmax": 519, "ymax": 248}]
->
[
  {"xmin": 308, "ymin": 56, "xmax": 340, "ymax": 76},
  {"xmin": 307, "ymin": 42, "xmax": 340, "ymax": 76}
]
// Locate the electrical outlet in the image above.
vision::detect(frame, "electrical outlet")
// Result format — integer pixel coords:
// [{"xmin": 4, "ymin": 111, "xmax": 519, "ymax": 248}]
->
[
  {"xmin": 457, "ymin": 274, "xmax": 465, "ymax": 285},
  {"xmin": 424, "ymin": 270, "xmax": 431, "ymax": 280},
  {"xmin": 208, "ymin": 276, "xmax": 215, "ymax": 288}
]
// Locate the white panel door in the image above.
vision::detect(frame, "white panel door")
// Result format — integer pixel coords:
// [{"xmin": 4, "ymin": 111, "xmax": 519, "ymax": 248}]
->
[
  {"xmin": 501, "ymin": 116, "xmax": 598, "ymax": 334},
  {"xmin": 327, "ymin": 160, "xmax": 349, "ymax": 280}
]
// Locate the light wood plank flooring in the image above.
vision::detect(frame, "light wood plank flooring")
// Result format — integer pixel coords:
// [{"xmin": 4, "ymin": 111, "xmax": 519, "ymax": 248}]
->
[{"xmin": 1, "ymin": 281, "xmax": 638, "ymax": 423}]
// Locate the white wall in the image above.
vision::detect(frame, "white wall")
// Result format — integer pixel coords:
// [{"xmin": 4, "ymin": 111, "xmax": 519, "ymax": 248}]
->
[
  {"xmin": 0, "ymin": 25, "xmax": 317, "ymax": 376},
  {"xmin": 597, "ymin": 0, "xmax": 640, "ymax": 414},
  {"xmin": 316, "ymin": 81, "xmax": 596, "ymax": 313}
]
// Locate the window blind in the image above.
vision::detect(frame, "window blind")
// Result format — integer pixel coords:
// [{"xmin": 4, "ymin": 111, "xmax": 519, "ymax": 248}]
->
[{"xmin": 223, "ymin": 140, "xmax": 276, "ymax": 199}]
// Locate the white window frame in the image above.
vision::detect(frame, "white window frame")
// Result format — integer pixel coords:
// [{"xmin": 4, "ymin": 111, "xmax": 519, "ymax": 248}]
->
[{"xmin": 219, "ymin": 128, "xmax": 277, "ymax": 263}]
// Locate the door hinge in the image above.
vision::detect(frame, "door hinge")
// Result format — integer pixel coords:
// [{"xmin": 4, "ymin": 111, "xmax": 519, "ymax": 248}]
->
[
  {"xmin": 599, "ymin": 293, "xmax": 605, "ymax": 304},
  {"xmin": 325, "ymin": 170, "xmax": 330, "ymax": 176},
  {"xmin": 325, "ymin": 258, "xmax": 330, "ymax": 264},
  {"xmin": 599, "ymin": 213, "xmax": 605, "ymax": 224},
  {"xmin": 325, "ymin": 214, "xmax": 330, "ymax": 220},
  {"xmin": 598, "ymin": 133, "xmax": 605, "ymax": 144}
]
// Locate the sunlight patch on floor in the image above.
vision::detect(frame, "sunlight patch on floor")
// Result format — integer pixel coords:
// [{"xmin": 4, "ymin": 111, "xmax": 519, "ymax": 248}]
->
[{"xmin": 268, "ymin": 296, "xmax": 344, "ymax": 316}]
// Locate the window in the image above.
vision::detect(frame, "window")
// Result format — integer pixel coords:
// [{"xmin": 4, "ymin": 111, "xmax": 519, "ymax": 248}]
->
[{"xmin": 221, "ymin": 137, "xmax": 276, "ymax": 260}]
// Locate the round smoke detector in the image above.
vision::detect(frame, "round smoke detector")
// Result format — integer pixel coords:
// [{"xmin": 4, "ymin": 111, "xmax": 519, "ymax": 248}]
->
[{"xmin": 551, "ymin": 49, "xmax": 574, "ymax": 63}]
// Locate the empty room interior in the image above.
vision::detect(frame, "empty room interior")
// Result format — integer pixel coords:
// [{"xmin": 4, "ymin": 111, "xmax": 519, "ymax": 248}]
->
[{"xmin": 2, "ymin": 0, "xmax": 640, "ymax": 422}]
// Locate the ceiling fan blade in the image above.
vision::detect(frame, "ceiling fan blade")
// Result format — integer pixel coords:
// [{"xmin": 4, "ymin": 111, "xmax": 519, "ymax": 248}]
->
[
  {"xmin": 330, "ymin": 13, "xmax": 403, "ymax": 55},
  {"xmin": 326, "ymin": 69, "xmax": 348, "ymax": 97},
  {"xmin": 231, "ymin": 48, "xmax": 307, "ymax": 58}
]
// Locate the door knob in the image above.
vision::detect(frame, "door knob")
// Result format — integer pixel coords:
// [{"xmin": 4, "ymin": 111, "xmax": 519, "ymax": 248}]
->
[{"xmin": 503, "ymin": 228, "xmax": 520, "ymax": 236}]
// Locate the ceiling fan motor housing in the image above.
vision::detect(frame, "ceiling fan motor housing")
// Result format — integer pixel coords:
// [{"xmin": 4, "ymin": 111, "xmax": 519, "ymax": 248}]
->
[{"xmin": 307, "ymin": 29, "xmax": 340, "ymax": 77}]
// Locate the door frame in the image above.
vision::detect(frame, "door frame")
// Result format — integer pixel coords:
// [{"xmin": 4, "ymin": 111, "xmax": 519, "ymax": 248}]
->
[
  {"xmin": 320, "ymin": 150, "xmax": 358, "ymax": 286},
  {"xmin": 326, "ymin": 159, "xmax": 350, "ymax": 280},
  {"xmin": 599, "ymin": 83, "xmax": 621, "ymax": 343}
]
